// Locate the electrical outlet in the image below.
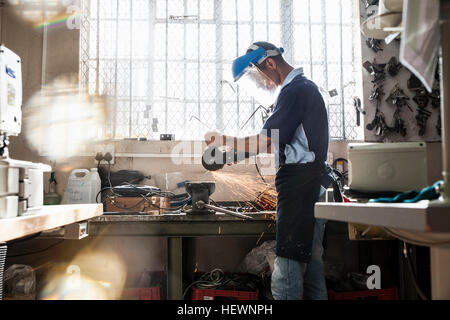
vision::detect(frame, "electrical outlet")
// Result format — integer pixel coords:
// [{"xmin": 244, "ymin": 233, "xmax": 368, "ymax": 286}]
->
[
  {"xmin": 64, "ymin": 221, "xmax": 89, "ymax": 240},
  {"xmin": 94, "ymin": 144, "xmax": 115, "ymax": 165}
]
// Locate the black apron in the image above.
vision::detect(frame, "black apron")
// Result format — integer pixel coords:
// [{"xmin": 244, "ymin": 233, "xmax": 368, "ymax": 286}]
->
[{"xmin": 275, "ymin": 161, "xmax": 330, "ymax": 263}]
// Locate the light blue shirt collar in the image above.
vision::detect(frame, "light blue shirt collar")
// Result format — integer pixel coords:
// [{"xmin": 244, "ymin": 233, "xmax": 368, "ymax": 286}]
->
[{"xmin": 280, "ymin": 67, "xmax": 304, "ymax": 90}]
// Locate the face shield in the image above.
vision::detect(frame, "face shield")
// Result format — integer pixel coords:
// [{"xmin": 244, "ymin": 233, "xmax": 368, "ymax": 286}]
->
[
  {"xmin": 232, "ymin": 45, "xmax": 284, "ymax": 107},
  {"xmin": 238, "ymin": 64, "xmax": 280, "ymax": 107}
]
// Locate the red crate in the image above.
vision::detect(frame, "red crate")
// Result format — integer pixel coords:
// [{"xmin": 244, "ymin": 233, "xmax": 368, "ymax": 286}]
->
[
  {"xmin": 122, "ymin": 287, "xmax": 161, "ymax": 300},
  {"xmin": 192, "ymin": 288, "xmax": 258, "ymax": 301},
  {"xmin": 328, "ymin": 287, "xmax": 398, "ymax": 300}
]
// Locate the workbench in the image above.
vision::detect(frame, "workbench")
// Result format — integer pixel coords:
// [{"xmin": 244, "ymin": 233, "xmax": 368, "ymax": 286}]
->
[
  {"xmin": 0, "ymin": 204, "xmax": 103, "ymax": 300},
  {"xmin": 0, "ymin": 204, "xmax": 103, "ymax": 243},
  {"xmin": 315, "ymin": 200, "xmax": 450, "ymax": 299},
  {"xmin": 315, "ymin": 201, "xmax": 450, "ymax": 232},
  {"xmin": 88, "ymin": 212, "xmax": 276, "ymax": 300}
]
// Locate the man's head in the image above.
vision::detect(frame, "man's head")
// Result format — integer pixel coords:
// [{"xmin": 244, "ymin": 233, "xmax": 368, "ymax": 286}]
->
[
  {"xmin": 231, "ymin": 41, "xmax": 291, "ymax": 106},
  {"xmin": 246, "ymin": 41, "xmax": 287, "ymax": 86}
]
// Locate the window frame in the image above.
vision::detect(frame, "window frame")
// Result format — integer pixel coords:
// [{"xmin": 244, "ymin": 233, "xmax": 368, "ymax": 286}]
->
[{"xmin": 79, "ymin": 0, "xmax": 363, "ymax": 142}]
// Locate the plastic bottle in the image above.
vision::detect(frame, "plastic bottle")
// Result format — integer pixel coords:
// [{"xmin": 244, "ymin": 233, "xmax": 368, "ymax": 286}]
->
[
  {"xmin": 44, "ymin": 172, "xmax": 61, "ymax": 205},
  {"xmin": 62, "ymin": 169, "xmax": 92, "ymax": 204},
  {"xmin": 90, "ymin": 168, "xmax": 101, "ymax": 203}
]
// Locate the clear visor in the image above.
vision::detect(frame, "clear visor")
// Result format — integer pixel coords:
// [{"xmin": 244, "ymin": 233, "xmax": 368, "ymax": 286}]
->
[{"xmin": 238, "ymin": 65, "xmax": 280, "ymax": 107}]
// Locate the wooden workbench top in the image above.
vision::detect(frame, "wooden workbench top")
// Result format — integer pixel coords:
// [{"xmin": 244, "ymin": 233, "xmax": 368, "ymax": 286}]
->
[
  {"xmin": 315, "ymin": 200, "xmax": 450, "ymax": 232},
  {"xmin": 91, "ymin": 211, "xmax": 276, "ymax": 222},
  {"xmin": 0, "ymin": 204, "xmax": 103, "ymax": 242}
]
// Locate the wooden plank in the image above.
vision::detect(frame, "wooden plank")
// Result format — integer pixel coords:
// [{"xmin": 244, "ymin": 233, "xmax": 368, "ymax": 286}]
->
[{"xmin": 0, "ymin": 204, "xmax": 103, "ymax": 242}]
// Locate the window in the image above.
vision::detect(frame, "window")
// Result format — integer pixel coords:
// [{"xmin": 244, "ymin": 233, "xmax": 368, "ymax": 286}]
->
[{"xmin": 80, "ymin": 0, "xmax": 363, "ymax": 141}]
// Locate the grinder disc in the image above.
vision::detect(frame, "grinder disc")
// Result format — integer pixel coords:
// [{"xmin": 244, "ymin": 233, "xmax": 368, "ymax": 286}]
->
[{"xmin": 202, "ymin": 146, "xmax": 225, "ymax": 171}]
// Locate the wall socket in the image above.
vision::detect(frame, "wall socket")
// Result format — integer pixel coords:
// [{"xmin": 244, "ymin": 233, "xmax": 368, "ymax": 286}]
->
[{"xmin": 94, "ymin": 144, "xmax": 115, "ymax": 165}]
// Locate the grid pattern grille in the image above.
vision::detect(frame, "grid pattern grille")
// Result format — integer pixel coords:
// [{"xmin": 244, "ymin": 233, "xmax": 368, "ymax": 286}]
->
[{"xmin": 80, "ymin": 0, "xmax": 363, "ymax": 140}]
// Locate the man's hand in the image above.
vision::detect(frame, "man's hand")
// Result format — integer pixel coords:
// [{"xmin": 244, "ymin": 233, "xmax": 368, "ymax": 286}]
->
[{"xmin": 204, "ymin": 131, "xmax": 224, "ymax": 147}]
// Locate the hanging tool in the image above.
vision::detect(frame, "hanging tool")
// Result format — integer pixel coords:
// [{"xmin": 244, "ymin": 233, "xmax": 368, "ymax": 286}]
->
[
  {"xmin": 366, "ymin": 38, "xmax": 383, "ymax": 53},
  {"xmin": 387, "ymin": 56, "xmax": 402, "ymax": 77},
  {"xmin": 353, "ymin": 97, "xmax": 366, "ymax": 126}
]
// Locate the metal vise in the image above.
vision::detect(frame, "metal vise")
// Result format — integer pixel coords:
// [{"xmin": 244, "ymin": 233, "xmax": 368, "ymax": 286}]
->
[
  {"xmin": 185, "ymin": 181, "xmax": 216, "ymax": 214},
  {"xmin": 184, "ymin": 181, "xmax": 253, "ymax": 220}
]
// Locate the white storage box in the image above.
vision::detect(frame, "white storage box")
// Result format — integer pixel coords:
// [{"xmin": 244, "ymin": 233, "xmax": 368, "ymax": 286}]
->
[{"xmin": 348, "ymin": 142, "xmax": 428, "ymax": 192}]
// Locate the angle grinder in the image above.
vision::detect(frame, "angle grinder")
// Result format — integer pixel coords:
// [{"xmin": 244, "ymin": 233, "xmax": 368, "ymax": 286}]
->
[{"xmin": 201, "ymin": 146, "xmax": 251, "ymax": 171}]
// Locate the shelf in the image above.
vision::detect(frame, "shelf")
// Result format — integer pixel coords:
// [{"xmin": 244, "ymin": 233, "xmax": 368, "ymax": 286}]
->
[
  {"xmin": 315, "ymin": 200, "xmax": 450, "ymax": 232},
  {"xmin": 0, "ymin": 204, "xmax": 103, "ymax": 242}
]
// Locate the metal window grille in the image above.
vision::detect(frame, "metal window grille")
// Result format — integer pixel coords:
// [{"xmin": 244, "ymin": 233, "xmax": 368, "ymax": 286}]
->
[{"xmin": 80, "ymin": 0, "xmax": 363, "ymax": 140}]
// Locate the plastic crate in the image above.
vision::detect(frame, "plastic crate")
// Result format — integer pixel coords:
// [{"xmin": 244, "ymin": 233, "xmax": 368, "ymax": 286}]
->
[
  {"xmin": 192, "ymin": 288, "xmax": 258, "ymax": 301},
  {"xmin": 328, "ymin": 287, "xmax": 398, "ymax": 300},
  {"xmin": 121, "ymin": 287, "xmax": 161, "ymax": 300}
]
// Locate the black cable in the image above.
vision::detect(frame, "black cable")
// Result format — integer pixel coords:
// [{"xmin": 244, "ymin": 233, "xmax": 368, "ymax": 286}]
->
[
  {"xmin": 332, "ymin": 158, "xmax": 349, "ymax": 186},
  {"xmin": 96, "ymin": 186, "xmax": 115, "ymax": 203},
  {"xmin": 97, "ymin": 183, "xmax": 184, "ymax": 206},
  {"xmin": 402, "ymin": 242, "xmax": 429, "ymax": 300},
  {"xmin": 105, "ymin": 192, "xmax": 186, "ymax": 212},
  {"xmin": 119, "ymin": 182, "xmax": 176, "ymax": 199},
  {"xmin": 7, "ymin": 240, "xmax": 65, "ymax": 258},
  {"xmin": 182, "ymin": 269, "xmax": 238, "ymax": 299},
  {"xmin": 255, "ymin": 158, "xmax": 267, "ymax": 184},
  {"xmin": 98, "ymin": 167, "xmax": 187, "ymax": 212},
  {"xmin": 240, "ymin": 105, "xmax": 270, "ymax": 130},
  {"xmin": 107, "ymin": 162, "xmax": 120, "ymax": 197}
]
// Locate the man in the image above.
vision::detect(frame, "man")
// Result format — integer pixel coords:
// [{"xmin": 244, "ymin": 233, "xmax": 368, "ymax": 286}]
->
[{"xmin": 204, "ymin": 41, "xmax": 329, "ymax": 300}]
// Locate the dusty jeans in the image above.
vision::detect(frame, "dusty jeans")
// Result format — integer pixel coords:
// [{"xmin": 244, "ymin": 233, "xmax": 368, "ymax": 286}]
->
[{"xmin": 271, "ymin": 218, "xmax": 328, "ymax": 300}]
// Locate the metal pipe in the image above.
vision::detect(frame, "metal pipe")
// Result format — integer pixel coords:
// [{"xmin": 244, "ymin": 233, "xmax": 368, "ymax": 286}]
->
[
  {"xmin": 440, "ymin": 0, "xmax": 450, "ymax": 201},
  {"xmin": 202, "ymin": 203, "xmax": 255, "ymax": 220}
]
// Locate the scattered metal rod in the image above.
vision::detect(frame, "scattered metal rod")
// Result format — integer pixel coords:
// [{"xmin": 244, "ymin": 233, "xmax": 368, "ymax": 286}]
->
[
  {"xmin": 240, "ymin": 105, "xmax": 271, "ymax": 130},
  {"xmin": 198, "ymin": 201, "xmax": 255, "ymax": 220},
  {"xmin": 189, "ymin": 115, "xmax": 214, "ymax": 130}
]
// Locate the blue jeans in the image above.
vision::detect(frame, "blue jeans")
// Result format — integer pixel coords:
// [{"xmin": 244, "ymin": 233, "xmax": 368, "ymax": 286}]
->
[{"xmin": 271, "ymin": 218, "xmax": 328, "ymax": 300}]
